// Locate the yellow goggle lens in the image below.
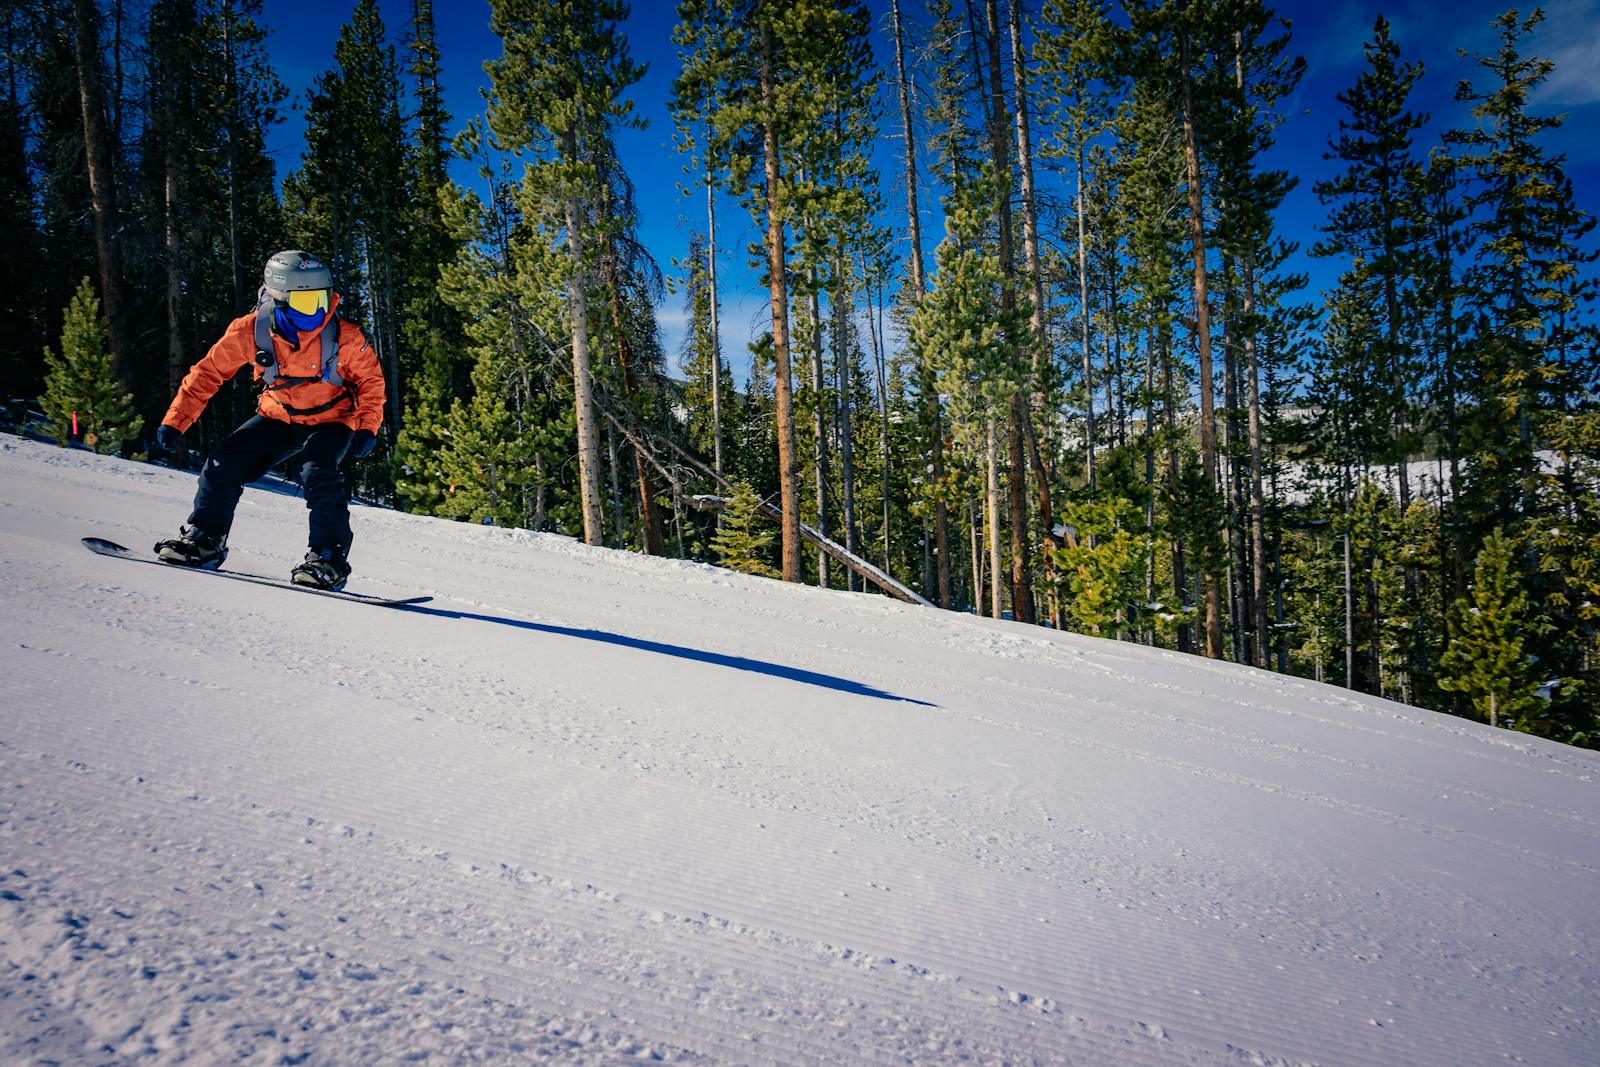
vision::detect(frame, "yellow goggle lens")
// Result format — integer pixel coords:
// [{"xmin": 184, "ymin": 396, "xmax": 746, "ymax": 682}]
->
[{"xmin": 287, "ymin": 289, "xmax": 329, "ymax": 315}]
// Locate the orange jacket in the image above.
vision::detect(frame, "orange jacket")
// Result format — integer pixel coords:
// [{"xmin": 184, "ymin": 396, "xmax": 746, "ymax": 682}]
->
[{"xmin": 162, "ymin": 292, "xmax": 386, "ymax": 435}]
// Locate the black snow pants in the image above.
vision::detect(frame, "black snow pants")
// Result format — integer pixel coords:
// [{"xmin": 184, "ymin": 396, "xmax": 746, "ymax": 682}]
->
[{"xmin": 188, "ymin": 415, "xmax": 355, "ymax": 554}]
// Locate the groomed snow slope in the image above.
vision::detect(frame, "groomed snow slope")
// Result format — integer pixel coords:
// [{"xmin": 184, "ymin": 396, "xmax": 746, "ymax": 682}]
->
[{"xmin": 1, "ymin": 434, "xmax": 1596, "ymax": 1066}]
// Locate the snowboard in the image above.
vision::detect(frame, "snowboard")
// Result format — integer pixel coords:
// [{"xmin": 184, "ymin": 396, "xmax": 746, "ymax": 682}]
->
[{"xmin": 81, "ymin": 537, "xmax": 432, "ymax": 608}]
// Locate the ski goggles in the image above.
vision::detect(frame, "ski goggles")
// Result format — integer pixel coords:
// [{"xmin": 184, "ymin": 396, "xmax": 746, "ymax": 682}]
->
[{"xmin": 285, "ymin": 288, "xmax": 330, "ymax": 316}]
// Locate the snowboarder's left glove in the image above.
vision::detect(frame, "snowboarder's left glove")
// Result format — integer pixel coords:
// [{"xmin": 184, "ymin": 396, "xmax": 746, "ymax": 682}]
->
[
  {"xmin": 349, "ymin": 429, "xmax": 377, "ymax": 460},
  {"xmin": 155, "ymin": 424, "xmax": 182, "ymax": 453}
]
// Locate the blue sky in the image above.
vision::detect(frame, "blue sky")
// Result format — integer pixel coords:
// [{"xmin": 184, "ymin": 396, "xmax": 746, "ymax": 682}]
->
[{"xmin": 262, "ymin": 0, "xmax": 1600, "ymax": 378}]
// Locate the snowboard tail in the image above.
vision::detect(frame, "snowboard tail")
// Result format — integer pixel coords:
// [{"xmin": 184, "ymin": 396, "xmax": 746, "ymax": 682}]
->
[{"xmin": 82, "ymin": 537, "xmax": 431, "ymax": 608}]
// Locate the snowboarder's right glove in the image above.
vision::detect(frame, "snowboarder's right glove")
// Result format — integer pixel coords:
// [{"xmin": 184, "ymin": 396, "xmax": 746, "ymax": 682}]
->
[
  {"xmin": 156, "ymin": 424, "xmax": 182, "ymax": 453},
  {"xmin": 349, "ymin": 429, "xmax": 376, "ymax": 460}
]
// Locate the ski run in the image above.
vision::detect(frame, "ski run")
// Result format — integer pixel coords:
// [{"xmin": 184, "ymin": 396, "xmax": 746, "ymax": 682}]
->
[{"xmin": 1, "ymin": 433, "xmax": 1596, "ymax": 1066}]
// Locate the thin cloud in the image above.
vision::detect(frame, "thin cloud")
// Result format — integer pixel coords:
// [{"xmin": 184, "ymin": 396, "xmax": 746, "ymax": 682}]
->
[{"xmin": 1532, "ymin": 0, "xmax": 1600, "ymax": 108}]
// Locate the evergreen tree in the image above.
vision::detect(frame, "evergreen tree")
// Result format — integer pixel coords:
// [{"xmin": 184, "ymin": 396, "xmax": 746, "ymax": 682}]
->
[
  {"xmin": 1037, "ymin": 0, "xmax": 1116, "ymax": 491},
  {"xmin": 711, "ymin": 480, "xmax": 779, "ymax": 578},
  {"xmin": 911, "ymin": 179, "xmax": 1031, "ymax": 620},
  {"xmin": 0, "ymin": 1, "xmax": 48, "ymax": 397},
  {"xmin": 1313, "ymin": 15, "xmax": 1427, "ymax": 500},
  {"xmin": 71, "ymin": 0, "xmax": 134, "ymax": 397},
  {"xmin": 1309, "ymin": 16, "xmax": 1434, "ymax": 691},
  {"xmin": 1110, "ymin": 64, "xmax": 1193, "ymax": 651},
  {"xmin": 484, "ymin": 0, "xmax": 645, "ymax": 547},
  {"xmin": 674, "ymin": 0, "xmax": 873, "ymax": 582},
  {"xmin": 39, "ymin": 276, "xmax": 143, "ymax": 453},
  {"xmin": 1446, "ymin": 8, "xmax": 1598, "ymax": 534},
  {"xmin": 393, "ymin": 0, "xmax": 467, "ymax": 514},
  {"xmin": 680, "ymin": 233, "xmax": 739, "ymax": 465},
  {"xmin": 1438, "ymin": 527, "xmax": 1544, "ymax": 730},
  {"xmin": 283, "ymin": 0, "xmax": 409, "ymax": 490},
  {"xmin": 1054, "ymin": 496, "xmax": 1152, "ymax": 637},
  {"xmin": 429, "ymin": 121, "xmax": 577, "ymax": 534},
  {"xmin": 130, "ymin": 0, "xmax": 283, "ymax": 451},
  {"xmin": 28, "ymin": 1, "xmax": 99, "ymax": 334},
  {"xmin": 1115, "ymin": 0, "xmax": 1234, "ymax": 658},
  {"xmin": 1212, "ymin": 0, "xmax": 1303, "ymax": 668}
]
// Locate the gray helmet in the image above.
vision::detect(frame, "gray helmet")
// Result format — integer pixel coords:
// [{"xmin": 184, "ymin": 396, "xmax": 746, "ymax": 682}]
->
[{"xmin": 262, "ymin": 250, "xmax": 332, "ymax": 302}]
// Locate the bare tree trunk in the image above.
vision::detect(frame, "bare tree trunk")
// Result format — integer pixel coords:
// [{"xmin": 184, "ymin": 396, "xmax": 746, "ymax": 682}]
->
[
  {"xmin": 760, "ymin": 22, "xmax": 802, "ymax": 582},
  {"xmin": 982, "ymin": 0, "xmax": 1034, "ymax": 625},
  {"xmin": 835, "ymin": 264, "xmax": 859, "ymax": 592},
  {"xmin": 1232, "ymin": 34, "xmax": 1270, "ymax": 671},
  {"xmin": 1076, "ymin": 172, "xmax": 1096, "ymax": 490},
  {"xmin": 109, "ymin": 0, "xmax": 124, "ymax": 142},
  {"xmin": 1343, "ymin": 506, "xmax": 1355, "ymax": 690},
  {"xmin": 363, "ymin": 243, "xmax": 401, "ymax": 452},
  {"xmin": 1009, "ymin": 0, "xmax": 1058, "ymax": 626},
  {"xmin": 865, "ymin": 269, "xmax": 892, "ymax": 570},
  {"xmin": 1105, "ymin": 258, "xmax": 1127, "ymax": 447},
  {"xmin": 562, "ymin": 133, "xmax": 604, "ymax": 545},
  {"xmin": 380, "ymin": 229, "xmax": 402, "ymax": 434},
  {"xmin": 606, "ymin": 420, "xmax": 627, "ymax": 548},
  {"xmin": 164, "ymin": 136, "xmax": 186, "ymax": 396},
  {"xmin": 1163, "ymin": 326, "xmax": 1193, "ymax": 654},
  {"xmin": 596, "ymin": 167, "xmax": 664, "ymax": 556},
  {"xmin": 809, "ymin": 277, "xmax": 830, "ymax": 588},
  {"xmin": 1222, "ymin": 255, "xmax": 1246, "ymax": 664},
  {"xmin": 705, "ymin": 148, "xmax": 724, "ymax": 480},
  {"xmin": 1143, "ymin": 328, "xmax": 1158, "ymax": 642},
  {"xmin": 222, "ymin": 2, "xmax": 243, "ymax": 308},
  {"xmin": 1242, "ymin": 253, "xmax": 1269, "ymax": 668},
  {"xmin": 986, "ymin": 418, "xmax": 1004, "ymax": 620},
  {"xmin": 603, "ymin": 235, "xmax": 664, "ymax": 555},
  {"xmin": 969, "ymin": 498, "xmax": 983, "ymax": 616},
  {"xmin": 1178, "ymin": 23, "xmax": 1224, "ymax": 659},
  {"xmin": 73, "ymin": 0, "xmax": 132, "ymax": 387},
  {"xmin": 891, "ymin": 0, "xmax": 950, "ymax": 608}
]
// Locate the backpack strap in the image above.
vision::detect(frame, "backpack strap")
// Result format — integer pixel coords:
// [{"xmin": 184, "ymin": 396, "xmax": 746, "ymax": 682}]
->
[{"xmin": 254, "ymin": 292, "xmax": 345, "ymax": 389}]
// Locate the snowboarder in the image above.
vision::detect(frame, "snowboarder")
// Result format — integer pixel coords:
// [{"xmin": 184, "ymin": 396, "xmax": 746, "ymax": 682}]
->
[{"xmin": 151, "ymin": 250, "xmax": 387, "ymax": 591}]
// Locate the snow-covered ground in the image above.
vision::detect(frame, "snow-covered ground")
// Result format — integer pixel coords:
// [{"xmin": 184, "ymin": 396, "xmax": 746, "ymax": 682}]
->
[{"xmin": 1, "ymin": 433, "xmax": 1596, "ymax": 1066}]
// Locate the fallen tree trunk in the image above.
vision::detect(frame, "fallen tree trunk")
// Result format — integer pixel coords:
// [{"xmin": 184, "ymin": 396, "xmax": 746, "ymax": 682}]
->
[{"xmin": 597, "ymin": 399, "xmax": 932, "ymax": 609}]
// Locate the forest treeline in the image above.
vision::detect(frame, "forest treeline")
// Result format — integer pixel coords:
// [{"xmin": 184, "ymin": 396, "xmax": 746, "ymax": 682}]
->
[{"xmin": 7, "ymin": 0, "xmax": 1598, "ymax": 744}]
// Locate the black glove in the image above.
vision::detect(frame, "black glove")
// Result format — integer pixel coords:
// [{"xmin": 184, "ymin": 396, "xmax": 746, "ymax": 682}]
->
[
  {"xmin": 156, "ymin": 424, "xmax": 182, "ymax": 453},
  {"xmin": 349, "ymin": 429, "xmax": 377, "ymax": 460}
]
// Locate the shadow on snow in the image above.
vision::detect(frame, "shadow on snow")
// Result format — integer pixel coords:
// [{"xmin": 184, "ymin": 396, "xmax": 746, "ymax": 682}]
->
[{"xmin": 396, "ymin": 603, "xmax": 936, "ymax": 708}]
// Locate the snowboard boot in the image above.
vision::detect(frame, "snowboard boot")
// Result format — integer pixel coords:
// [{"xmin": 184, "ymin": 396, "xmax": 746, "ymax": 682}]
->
[
  {"xmin": 154, "ymin": 525, "xmax": 228, "ymax": 569},
  {"xmin": 291, "ymin": 548, "xmax": 351, "ymax": 592}
]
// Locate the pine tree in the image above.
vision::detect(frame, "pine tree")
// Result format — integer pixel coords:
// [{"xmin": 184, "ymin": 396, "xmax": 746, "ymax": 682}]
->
[
  {"xmin": 1117, "ymin": 0, "xmax": 1231, "ymax": 658},
  {"xmin": 484, "ymin": 0, "xmax": 644, "ymax": 548},
  {"xmin": 1313, "ymin": 15, "xmax": 1427, "ymax": 503},
  {"xmin": 1438, "ymin": 527, "xmax": 1544, "ymax": 730},
  {"xmin": 29, "ymin": 1, "xmax": 99, "ymax": 331},
  {"xmin": 1054, "ymin": 496, "xmax": 1152, "ymax": 637},
  {"xmin": 280, "ymin": 0, "xmax": 410, "ymax": 494},
  {"xmin": 1213, "ymin": 0, "xmax": 1303, "ymax": 669},
  {"xmin": 711, "ymin": 481, "xmax": 780, "ymax": 578},
  {"xmin": 394, "ymin": 0, "xmax": 467, "ymax": 505},
  {"xmin": 71, "ymin": 0, "xmax": 134, "ymax": 397},
  {"xmin": 680, "ymin": 233, "xmax": 739, "ymax": 465},
  {"xmin": 886, "ymin": 0, "xmax": 951, "ymax": 607},
  {"xmin": 1446, "ymin": 8, "xmax": 1599, "ymax": 534},
  {"xmin": 1310, "ymin": 15, "xmax": 1431, "ymax": 692},
  {"xmin": 1037, "ymin": 0, "xmax": 1115, "ymax": 492},
  {"xmin": 674, "ymin": 0, "xmax": 872, "ymax": 583},
  {"xmin": 0, "ymin": 2, "xmax": 48, "ymax": 397},
  {"xmin": 39, "ymin": 276, "xmax": 143, "ymax": 453},
  {"xmin": 911, "ymin": 178, "xmax": 1031, "ymax": 620},
  {"xmin": 428, "ymin": 121, "xmax": 578, "ymax": 534}
]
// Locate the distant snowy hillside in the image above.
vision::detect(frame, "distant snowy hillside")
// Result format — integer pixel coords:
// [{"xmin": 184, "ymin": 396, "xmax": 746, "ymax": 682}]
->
[{"xmin": 2, "ymin": 433, "xmax": 1596, "ymax": 1066}]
